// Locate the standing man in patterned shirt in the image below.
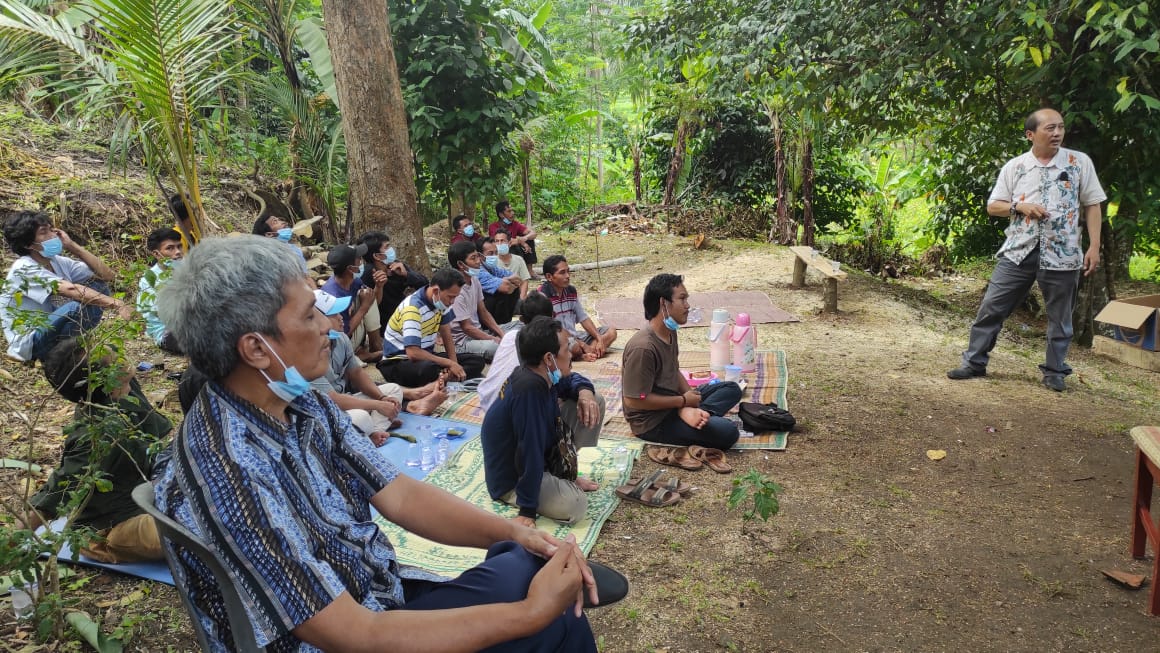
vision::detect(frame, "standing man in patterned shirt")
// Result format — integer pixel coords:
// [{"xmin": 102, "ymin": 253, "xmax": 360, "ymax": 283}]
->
[{"xmin": 947, "ymin": 108, "xmax": 1106, "ymax": 392}]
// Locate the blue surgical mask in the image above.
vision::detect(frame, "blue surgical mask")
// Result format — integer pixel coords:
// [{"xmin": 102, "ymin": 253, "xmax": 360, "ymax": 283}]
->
[
  {"xmin": 384, "ymin": 247, "xmax": 397, "ymax": 264},
  {"xmin": 464, "ymin": 265, "xmax": 480, "ymax": 278},
  {"xmin": 485, "ymin": 255, "xmax": 499, "ymax": 268},
  {"xmin": 463, "ymin": 224, "xmax": 475, "ymax": 237},
  {"xmin": 38, "ymin": 236, "xmax": 63, "ymax": 257},
  {"xmin": 662, "ymin": 301, "xmax": 680, "ymax": 332},
  {"xmin": 255, "ymin": 334, "xmax": 312, "ymax": 402},
  {"xmin": 276, "ymin": 227, "xmax": 293, "ymax": 243},
  {"xmin": 357, "ymin": 263, "xmax": 365, "ymax": 276},
  {"xmin": 497, "ymin": 243, "xmax": 510, "ymax": 256},
  {"xmin": 327, "ymin": 329, "xmax": 343, "ymax": 341},
  {"xmin": 502, "ymin": 217, "xmax": 512, "ymax": 225},
  {"xmin": 434, "ymin": 299, "xmax": 447, "ymax": 312},
  {"xmin": 164, "ymin": 258, "xmax": 182, "ymax": 268},
  {"xmin": 547, "ymin": 354, "xmax": 562, "ymax": 385}
]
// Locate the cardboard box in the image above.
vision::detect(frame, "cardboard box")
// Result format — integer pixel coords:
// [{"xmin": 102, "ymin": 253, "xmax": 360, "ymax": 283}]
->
[{"xmin": 1095, "ymin": 295, "xmax": 1160, "ymax": 351}]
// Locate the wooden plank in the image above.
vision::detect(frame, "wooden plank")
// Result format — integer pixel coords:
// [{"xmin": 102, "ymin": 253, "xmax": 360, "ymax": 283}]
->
[
  {"xmin": 1093, "ymin": 335, "xmax": 1160, "ymax": 373},
  {"xmin": 788, "ymin": 245, "xmax": 848, "ymax": 280}
]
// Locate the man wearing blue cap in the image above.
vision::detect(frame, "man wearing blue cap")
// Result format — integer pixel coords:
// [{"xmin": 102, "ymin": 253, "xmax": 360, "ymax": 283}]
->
[{"xmin": 310, "ymin": 290, "xmax": 446, "ymax": 445}]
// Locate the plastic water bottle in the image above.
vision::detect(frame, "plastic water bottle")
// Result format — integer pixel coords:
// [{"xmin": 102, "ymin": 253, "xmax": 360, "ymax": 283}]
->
[
  {"xmin": 420, "ymin": 437, "xmax": 436, "ymax": 471},
  {"xmin": 435, "ymin": 433, "xmax": 451, "ymax": 465},
  {"xmin": 405, "ymin": 442, "xmax": 422, "ymax": 467},
  {"xmin": 730, "ymin": 312, "xmax": 757, "ymax": 373},
  {"xmin": 11, "ymin": 585, "xmax": 33, "ymax": 620},
  {"xmin": 613, "ymin": 445, "xmax": 630, "ymax": 472},
  {"xmin": 709, "ymin": 309, "xmax": 732, "ymax": 372}
]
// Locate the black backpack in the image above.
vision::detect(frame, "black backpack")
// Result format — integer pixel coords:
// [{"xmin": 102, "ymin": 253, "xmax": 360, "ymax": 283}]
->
[{"xmin": 738, "ymin": 402, "xmax": 796, "ymax": 432}]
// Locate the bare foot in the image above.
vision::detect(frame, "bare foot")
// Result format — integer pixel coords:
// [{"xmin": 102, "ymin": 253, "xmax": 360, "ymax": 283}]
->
[
  {"xmin": 406, "ymin": 388, "xmax": 448, "ymax": 415},
  {"xmin": 576, "ymin": 476, "xmax": 600, "ymax": 492},
  {"xmin": 402, "ymin": 379, "xmax": 441, "ymax": 401}
]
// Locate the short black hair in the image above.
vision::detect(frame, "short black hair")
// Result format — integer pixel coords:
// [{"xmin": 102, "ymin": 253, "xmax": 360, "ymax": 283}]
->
[
  {"xmin": 542, "ymin": 254, "xmax": 567, "ymax": 276},
  {"xmin": 168, "ymin": 193, "xmax": 191, "ymax": 222},
  {"xmin": 492, "ymin": 227, "xmax": 511, "ymax": 240},
  {"xmin": 146, "ymin": 227, "xmax": 182, "ymax": 253},
  {"xmin": 495, "ymin": 200, "xmax": 511, "ymax": 217},
  {"xmin": 517, "ymin": 315, "xmax": 563, "ymax": 366},
  {"xmin": 518, "ymin": 291, "xmax": 553, "ymax": 324},
  {"xmin": 452, "ymin": 214, "xmax": 471, "ymax": 231},
  {"xmin": 2, "ymin": 211, "xmax": 52, "ymax": 256},
  {"xmin": 357, "ymin": 230, "xmax": 390, "ymax": 264},
  {"xmin": 431, "ymin": 267, "xmax": 466, "ymax": 290},
  {"xmin": 252, "ymin": 214, "xmax": 276, "ymax": 236},
  {"xmin": 476, "ymin": 237, "xmax": 494, "ymax": 253},
  {"xmin": 43, "ymin": 337, "xmax": 115, "ymax": 405},
  {"xmin": 643, "ymin": 273, "xmax": 684, "ymax": 320},
  {"xmin": 448, "ymin": 241, "xmax": 477, "ymax": 269}
]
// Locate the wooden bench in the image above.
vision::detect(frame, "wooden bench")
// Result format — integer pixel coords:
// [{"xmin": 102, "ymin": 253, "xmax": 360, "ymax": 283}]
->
[
  {"xmin": 1129, "ymin": 425, "xmax": 1160, "ymax": 615},
  {"xmin": 789, "ymin": 245, "xmax": 848, "ymax": 313}
]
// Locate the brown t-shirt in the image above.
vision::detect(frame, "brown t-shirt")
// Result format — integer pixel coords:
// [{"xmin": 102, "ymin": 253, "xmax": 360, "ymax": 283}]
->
[{"xmin": 622, "ymin": 327, "xmax": 683, "ymax": 435}]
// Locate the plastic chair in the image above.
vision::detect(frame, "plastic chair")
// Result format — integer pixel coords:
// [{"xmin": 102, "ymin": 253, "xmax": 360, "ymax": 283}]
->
[{"xmin": 132, "ymin": 483, "xmax": 265, "ymax": 652}]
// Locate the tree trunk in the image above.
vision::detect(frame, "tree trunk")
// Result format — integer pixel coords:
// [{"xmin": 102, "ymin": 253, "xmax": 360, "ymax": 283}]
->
[
  {"xmin": 631, "ymin": 142, "xmax": 642, "ymax": 205},
  {"xmin": 771, "ymin": 116, "xmax": 789, "ymax": 243},
  {"xmin": 663, "ymin": 121, "xmax": 688, "ymax": 206},
  {"xmin": 321, "ymin": 0, "xmax": 426, "ymax": 272},
  {"xmin": 800, "ymin": 136, "xmax": 815, "ymax": 247},
  {"xmin": 521, "ymin": 156, "xmax": 532, "ymax": 227}
]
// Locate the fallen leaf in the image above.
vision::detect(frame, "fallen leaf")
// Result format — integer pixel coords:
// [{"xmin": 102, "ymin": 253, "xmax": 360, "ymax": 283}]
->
[
  {"xmin": 1102, "ymin": 569, "xmax": 1147, "ymax": 589},
  {"xmin": 926, "ymin": 449, "xmax": 947, "ymax": 461}
]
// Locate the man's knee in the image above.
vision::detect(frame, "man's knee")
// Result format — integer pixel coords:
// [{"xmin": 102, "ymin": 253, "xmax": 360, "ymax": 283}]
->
[
  {"xmin": 377, "ymin": 383, "xmax": 404, "ymax": 402},
  {"xmin": 538, "ymin": 484, "xmax": 588, "ymax": 524}
]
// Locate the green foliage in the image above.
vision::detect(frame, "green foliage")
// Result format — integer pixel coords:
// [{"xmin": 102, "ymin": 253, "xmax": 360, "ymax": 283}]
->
[
  {"xmin": 390, "ymin": 0, "xmax": 551, "ymax": 211},
  {"xmin": 727, "ymin": 469, "xmax": 782, "ymax": 523}
]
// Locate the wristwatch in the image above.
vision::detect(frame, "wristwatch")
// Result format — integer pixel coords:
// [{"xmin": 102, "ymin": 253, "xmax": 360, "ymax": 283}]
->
[{"xmin": 1009, "ymin": 201, "xmax": 1019, "ymax": 216}]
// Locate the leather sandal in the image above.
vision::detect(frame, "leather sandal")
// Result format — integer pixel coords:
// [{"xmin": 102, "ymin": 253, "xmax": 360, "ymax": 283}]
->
[
  {"xmin": 687, "ymin": 445, "xmax": 732, "ymax": 473},
  {"xmin": 645, "ymin": 445, "xmax": 703, "ymax": 471},
  {"xmin": 615, "ymin": 470, "xmax": 682, "ymax": 507},
  {"xmin": 623, "ymin": 475, "xmax": 695, "ymax": 496}
]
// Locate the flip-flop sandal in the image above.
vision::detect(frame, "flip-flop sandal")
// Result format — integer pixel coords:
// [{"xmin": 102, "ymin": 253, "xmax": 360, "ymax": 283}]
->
[
  {"xmin": 615, "ymin": 470, "xmax": 682, "ymax": 507},
  {"xmin": 645, "ymin": 445, "xmax": 704, "ymax": 471},
  {"xmin": 687, "ymin": 445, "xmax": 732, "ymax": 473},
  {"xmin": 583, "ymin": 561, "xmax": 629, "ymax": 609},
  {"xmin": 624, "ymin": 475, "xmax": 695, "ymax": 497}
]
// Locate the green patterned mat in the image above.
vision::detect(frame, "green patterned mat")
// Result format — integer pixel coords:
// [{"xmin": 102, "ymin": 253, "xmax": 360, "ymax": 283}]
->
[{"xmin": 375, "ymin": 436, "xmax": 643, "ymax": 576}]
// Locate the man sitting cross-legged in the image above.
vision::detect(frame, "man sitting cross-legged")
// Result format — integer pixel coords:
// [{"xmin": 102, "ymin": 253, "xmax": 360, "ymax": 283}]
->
[
  {"xmin": 479, "ymin": 291, "xmax": 605, "ymax": 482},
  {"xmin": 448, "ymin": 241, "xmax": 508, "ymax": 361},
  {"xmin": 377, "ymin": 267, "xmax": 487, "ymax": 386},
  {"xmin": 323, "ymin": 243, "xmax": 383, "ymax": 362},
  {"xmin": 540, "ymin": 255, "xmax": 617, "ymax": 361},
  {"xmin": 621, "ymin": 273, "xmax": 741, "ymax": 450},
  {"xmin": 136, "ymin": 227, "xmax": 184, "ymax": 355},
  {"xmin": 153, "ymin": 235, "xmax": 599, "ymax": 652},
  {"xmin": 482, "ymin": 316, "xmax": 603, "ymax": 527},
  {"xmin": 24, "ymin": 337, "xmax": 170, "ymax": 564},
  {"xmin": 310, "ymin": 290, "xmax": 446, "ymax": 446},
  {"xmin": 1, "ymin": 211, "xmax": 134, "ymax": 362},
  {"xmin": 478, "ymin": 237, "xmax": 527, "ymax": 326}
]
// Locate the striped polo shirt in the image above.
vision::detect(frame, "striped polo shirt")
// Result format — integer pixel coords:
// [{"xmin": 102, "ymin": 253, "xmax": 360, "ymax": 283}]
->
[{"xmin": 381, "ymin": 286, "xmax": 454, "ymax": 360}]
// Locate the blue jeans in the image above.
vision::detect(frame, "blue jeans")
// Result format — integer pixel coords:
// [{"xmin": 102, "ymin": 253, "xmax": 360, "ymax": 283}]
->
[
  {"xmin": 30, "ymin": 281, "xmax": 108, "ymax": 361},
  {"xmin": 638, "ymin": 381, "xmax": 742, "ymax": 450},
  {"xmin": 403, "ymin": 541, "xmax": 596, "ymax": 653}
]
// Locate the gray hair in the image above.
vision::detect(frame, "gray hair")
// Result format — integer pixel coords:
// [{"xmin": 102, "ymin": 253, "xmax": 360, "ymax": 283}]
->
[{"xmin": 157, "ymin": 236, "xmax": 307, "ymax": 379}]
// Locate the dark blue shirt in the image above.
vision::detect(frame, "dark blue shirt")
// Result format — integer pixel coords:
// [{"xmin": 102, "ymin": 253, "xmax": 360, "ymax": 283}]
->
[{"xmin": 480, "ymin": 367, "xmax": 594, "ymax": 518}]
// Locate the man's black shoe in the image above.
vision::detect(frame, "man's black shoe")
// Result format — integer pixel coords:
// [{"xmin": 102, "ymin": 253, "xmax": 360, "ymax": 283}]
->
[
  {"xmin": 583, "ymin": 561, "xmax": 629, "ymax": 609},
  {"xmin": 1042, "ymin": 376, "xmax": 1065, "ymax": 392},
  {"xmin": 947, "ymin": 366, "xmax": 986, "ymax": 380}
]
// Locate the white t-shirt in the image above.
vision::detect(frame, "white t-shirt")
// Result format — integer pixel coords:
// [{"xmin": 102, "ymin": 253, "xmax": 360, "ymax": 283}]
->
[
  {"xmin": 449, "ymin": 274, "xmax": 486, "ymax": 348},
  {"xmin": 497, "ymin": 255, "xmax": 531, "ymax": 281},
  {"xmin": 478, "ymin": 325, "xmax": 523, "ymax": 410},
  {"xmin": 1, "ymin": 255, "xmax": 93, "ymax": 360}
]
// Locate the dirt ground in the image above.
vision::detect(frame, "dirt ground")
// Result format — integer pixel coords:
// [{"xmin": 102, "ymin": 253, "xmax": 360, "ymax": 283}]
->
[{"xmin": 3, "ymin": 227, "xmax": 1160, "ymax": 652}]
